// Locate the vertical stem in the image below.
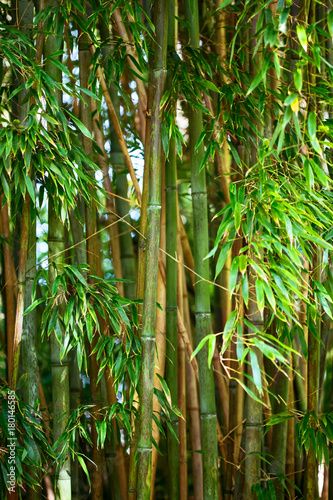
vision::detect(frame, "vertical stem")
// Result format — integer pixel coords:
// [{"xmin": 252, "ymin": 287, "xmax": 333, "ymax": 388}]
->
[
  {"xmin": 79, "ymin": 30, "xmax": 103, "ymax": 500},
  {"xmin": 136, "ymin": 1, "xmax": 168, "ymax": 497},
  {"xmin": 182, "ymin": 259, "xmax": 203, "ymax": 500},
  {"xmin": 244, "ymin": 266, "xmax": 263, "ymax": 498},
  {"xmin": 10, "ymin": 194, "xmax": 30, "ymax": 390},
  {"xmin": 44, "ymin": 2, "xmax": 71, "ymax": 497},
  {"xmin": 177, "ymin": 239, "xmax": 187, "ymax": 500},
  {"xmin": 165, "ymin": 0, "xmax": 179, "ymax": 495},
  {"xmin": 185, "ymin": 1, "xmax": 218, "ymax": 497},
  {"xmin": 1, "ymin": 201, "xmax": 16, "ymax": 382}
]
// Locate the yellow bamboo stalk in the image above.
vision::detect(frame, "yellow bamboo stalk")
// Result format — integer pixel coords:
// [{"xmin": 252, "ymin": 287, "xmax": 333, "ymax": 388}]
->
[{"xmin": 177, "ymin": 238, "xmax": 187, "ymax": 500}]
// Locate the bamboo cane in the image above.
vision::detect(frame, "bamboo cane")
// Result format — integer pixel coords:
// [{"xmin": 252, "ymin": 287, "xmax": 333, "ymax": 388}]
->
[
  {"xmin": 182, "ymin": 260, "xmax": 203, "ymax": 500},
  {"xmin": 177, "ymin": 237, "xmax": 187, "ymax": 500},
  {"xmin": 185, "ymin": 1, "xmax": 218, "ymax": 496},
  {"xmin": 136, "ymin": 2, "xmax": 168, "ymax": 497},
  {"xmin": 79, "ymin": 31, "xmax": 103, "ymax": 500},
  {"xmin": 165, "ymin": 0, "xmax": 180, "ymax": 493},
  {"xmin": 1, "ymin": 201, "xmax": 16, "ymax": 382}
]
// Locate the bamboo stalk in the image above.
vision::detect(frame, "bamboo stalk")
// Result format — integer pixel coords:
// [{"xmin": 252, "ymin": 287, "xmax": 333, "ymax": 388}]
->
[
  {"xmin": 269, "ymin": 368, "xmax": 290, "ymax": 499},
  {"xmin": 10, "ymin": 194, "xmax": 29, "ymax": 390},
  {"xmin": 1, "ymin": 201, "xmax": 16, "ymax": 382},
  {"xmin": 128, "ymin": 40, "xmax": 153, "ymax": 500},
  {"xmin": 244, "ymin": 264, "xmax": 263, "ymax": 498},
  {"xmin": 22, "ymin": 215, "xmax": 39, "ymax": 407},
  {"xmin": 44, "ymin": 19, "xmax": 72, "ymax": 497},
  {"xmin": 165, "ymin": 0, "xmax": 180, "ymax": 493},
  {"xmin": 48, "ymin": 204, "xmax": 71, "ymax": 500},
  {"xmin": 182, "ymin": 260, "xmax": 203, "ymax": 500},
  {"xmin": 185, "ymin": 1, "xmax": 218, "ymax": 497},
  {"xmin": 105, "ymin": 367, "xmax": 128, "ymax": 500},
  {"xmin": 150, "ymin": 266, "xmax": 167, "ymax": 499},
  {"xmin": 177, "ymin": 238, "xmax": 187, "ymax": 500},
  {"xmin": 79, "ymin": 31, "xmax": 103, "ymax": 500},
  {"xmin": 306, "ymin": 258, "xmax": 320, "ymax": 499},
  {"xmin": 136, "ymin": 1, "xmax": 168, "ymax": 496},
  {"xmin": 285, "ymin": 376, "xmax": 295, "ymax": 500}
]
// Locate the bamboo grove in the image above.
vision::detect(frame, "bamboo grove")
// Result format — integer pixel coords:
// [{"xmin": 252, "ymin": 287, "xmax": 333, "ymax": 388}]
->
[{"xmin": 2, "ymin": 0, "xmax": 333, "ymax": 498}]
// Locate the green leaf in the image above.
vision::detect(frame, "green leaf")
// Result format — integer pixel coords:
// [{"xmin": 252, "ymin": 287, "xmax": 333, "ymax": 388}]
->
[
  {"xmin": 23, "ymin": 297, "xmax": 45, "ymax": 316},
  {"xmin": 242, "ymin": 274, "xmax": 249, "ymax": 307},
  {"xmin": 191, "ymin": 334, "xmax": 215, "ymax": 361},
  {"xmin": 263, "ymin": 281, "xmax": 276, "ymax": 312},
  {"xmin": 202, "ymin": 80, "xmax": 220, "ymax": 93},
  {"xmin": 284, "ymin": 93, "xmax": 299, "ymax": 106},
  {"xmin": 294, "ymin": 68, "xmax": 302, "ymax": 92},
  {"xmin": 246, "ymin": 69, "xmax": 264, "ymax": 96},
  {"xmin": 328, "ymin": 10, "xmax": 333, "ymax": 38},
  {"xmin": 308, "ymin": 111, "xmax": 316, "ymax": 139},
  {"xmin": 255, "ymin": 279, "xmax": 265, "ymax": 312},
  {"xmin": 234, "ymin": 202, "xmax": 242, "ymax": 231},
  {"xmin": 215, "ymin": 241, "xmax": 232, "ymax": 279},
  {"xmin": 296, "ymin": 24, "xmax": 307, "ymax": 52},
  {"xmin": 229, "ymin": 257, "xmax": 239, "ymax": 294},
  {"xmin": 66, "ymin": 109, "xmax": 94, "ymax": 140},
  {"xmin": 304, "ymin": 159, "xmax": 314, "ymax": 190},
  {"xmin": 250, "ymin": 350, "xmax": 262, "ymax": 395},
  {"xmin": 77, "ymin": 455, "xmax": 91, "ymax": 490},
  {"xmin": 208, "ymin": 335, "xmax": 216, "ymax": 368},
  {"xmin": 215, "ymin": 0, "xmax": 234, "ymax": 11}
]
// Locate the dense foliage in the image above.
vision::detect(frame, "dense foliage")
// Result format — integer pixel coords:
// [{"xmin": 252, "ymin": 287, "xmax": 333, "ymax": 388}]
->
[{"xmin": 1, "ymin": 0, "xmax": 333, "ymax": 499}]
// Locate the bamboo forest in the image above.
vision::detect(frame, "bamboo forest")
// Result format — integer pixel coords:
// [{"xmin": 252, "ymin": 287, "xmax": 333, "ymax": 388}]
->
[{"xmin": 3, "ymin": 0, "xmax": 333, "ymax": 498}]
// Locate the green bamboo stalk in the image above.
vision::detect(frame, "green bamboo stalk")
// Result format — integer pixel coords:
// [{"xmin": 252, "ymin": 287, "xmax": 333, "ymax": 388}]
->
[
  {"xmin": 44, "ymin": 3, "xmax": 71, "ymax": 497},
  {"xmin": 22, "ymin": 216, "xmax": 38, "ymax": 408},
  {"xmin": 269, "ymin": 369, "xmax": 290, "ymax": 500},
  {"xmin": 329, "ymin": 354, "xmax": 333, "ymax": 499},
  {"xmin": 165, "ymin": 1, "xmax": 179, "ymax": 497},
  {"xmin": 68, "ymin": 209, "xmax": 85, "ymax": 500},
  {"xmin": 306, "ymin": 259, "xmax": 320, "ymax": 499},
  {"xmin": 78, "ymin": 30, "xmax": 103, "ymax": 500},
  {"xmin": 184, "ymin": 1, "xmax": 218, "ymax": 497},
  {"xmin": 18, "ymin": 0, "xmax": 39, "ymax": 420},
  {"xmin": 136, "ymin": 2, "xmax": 168, "ymax": 497},
  {"xmin": 128, "ymin": 41, "xmax": 153, "ymax": 500},
  {"xmin": 48, "ymin": 207, "xmax": 71, "ymax": 500},
  {"xmin": 244, "ymin": 257, "xmax": 263, "ymax": 498}
]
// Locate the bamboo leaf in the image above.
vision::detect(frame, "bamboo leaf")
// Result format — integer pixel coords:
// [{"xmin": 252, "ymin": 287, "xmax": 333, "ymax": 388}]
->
[
  {"xmin": 191, "ymin": 334, "xmax": 215, "ymax": 361},
  {"xmin": 234, "ymin": 202, "xmax": 242, "ymax": 231},
  {"xmin": 255, "ymin": 279, "xmax": 265, "ymax": 312},
  {"xmin": 328, "ymin": 10, "xmax": 333, "ymax": 38},
  {"xmin": 215, "ymin": 241, "xmax": 232, "ymax": 279},
  {"xmin": 308, "ymin": 111, "xmax": 316, "ymax": 140},
  {"xmin": 229, "ymin": 257, "xmax": 239, "ymax": 294},
  {"xmin": 208, "ymin": 335, "xmax": 216, "ymax": 368},
  {"xmin": 250, "ymin": 350, "xmax": 262, "ymax": 395},
  {"xmin": 215, "ymin": 0, "xmax": 234, "ymax": 12},
  {"xmin": 23, "ymin": 297, "xmax": 45, "ymax": 316},
  {"xmin": 296, "ymin": 25, "xmax": 307, "ymax": 52}
]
